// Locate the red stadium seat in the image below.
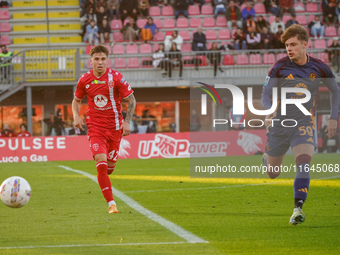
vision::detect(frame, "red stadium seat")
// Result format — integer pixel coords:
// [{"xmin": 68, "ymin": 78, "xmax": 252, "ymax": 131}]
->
[
  {"xmin": 127, "ymin": 57, "xmax": 140, "ymax": 68},
  {"xmin": 154, "ymin": 19, "xmax": 162, "ymax": 29},
  {"xmin": 249, "ymin": 54, "xmax": 262, "ymax": 65},
  {"xmin": 177, "ymin": 17, "xmax": 189, "ymax": 28},
  {"xmin": 178, "ymin": 30, "xmax": 191, "ymax": 41},
  {"xmin": 295, "ymin": 15, "xmax": 307, "ymax": 25},
  {"xmin": 254, "ymin": 3, "xmax": 266, "ymax": 14},
  {"xmin": 276, "ymin": 53, "xmax": 287, "ymax": 60},
  {"xmin": 328, "ymin": 39, "xmax": 333, "ymax": 47},
  {"xmin": 123, "ymin": 18, "xmax": 129, "ymax": 26},
  {"xmin": 216, "ymin": 16, "xmax": 227, "ymax": 27},
  {"xmin": 0, "ymin": 22, "xmax": 10, "ymax": 32},
  {"xmin": 137, "ymin": 18, "xmax": 147, "ymax": 29},
  {"xmin": 190, "ymin": 17, "xmax": 201, "ymax": 28},
  {"xmin": 308, "ymin": 15, "xmax": 315, "ymax": 23},
  {"xmin": 114, "ymin": 58, "xmax": 126, "ymax": 69},
  {"xmin": 222, "ymin": 55, "xmax": 234, "ymax": 65},
  {"xmin": 163, "ymin": 18, "xmax": 175, "ymax": 28},
  {"xmin": 113, "ymin": 32, "xmax": 123, "ymax": 42},
  {"xmin": 162, "ymin": 5, "xmax": 174, "ymax": 16},
  {"xmin": 263, "ymin": 53, "xmax": 275, "ymax": 64},
  {"xmin": 153, "ymin": 43, "xmax": 160, "ymax": 51},
  {"xmin": 107, "ymin": 58, "xmax": 112, "ymax": 68},
  {"xmin": 153, "ymin": 31, "xmax": 164, "ymax": 41},
  {"xmin": 205, "ymin": 30, "xmax": 217, "ymax": 40},
  {"xmin": 196, "ymin": 55, "xmax": 207, "ymax": 66},
  {"xmin": 111, "ymin": 19, "xmax": 122, "ymax": 30},
  {"xmin": 0, "ymin": 10, "xmax": 10, "ymax": 20},
  {"xmin": 149, "ymin": 6, "xmax": 161, "ymax": 16},
  {"xmin": 269, "ymin": 16, "xmax": 275, "ymax": 24},
  {"xmin": 126, "ymin": 44, "xmax": 138, "ymax": 54},
  {"xmin": 140, "ymin": 43, "xmax": 152, "ymax": 53},
  {"xmin": 307, "ymin": 40, "xmax": 313, "ymax": 49},
  {"xmin": 104, "ymin": 44, "xmax": 112, "ymax": 54},
  {"xmin": 181, "ymin": 43, "xmax": 192, "ymax": 52},
  {"xmin": 314, "ymin": 39, "xmax": 326, "ymax": 48},
  {"xmin": 236, "ymin": 54, "xmax": 249, "ymax": 65},
  {"xmin": 201, "ymin": 5, "xmax": 213, "ymax": 15},
  {"xmin": 325, "ymin": 26, "xmax": 337, "ymax": 37},
  {"xmin": 282, "ymin": 15, "xmax": 290, "ymax": 24},
  {"xmin": 112, "ymin": 44, "xmax": 125, "ymax": 54},
  {"xmin": 294, "ymin": 2, "xmax": 305, "ymax": 12},
  {"xmin": 0, "ymin": 34, "xmax": 10, "ymax": 45},
  {"xmin": 306, "ymin": 3, "xmax": 318, "ymax": 12},
  {"xmin": 188, "ymin": 5, "xmax": 200, "ymax": 15},
  {"xmin": 317, "ymin": 52, "xmax": 330, "ymax": 63},
  {"xmin": 86, "ymin": 45, "xmax": 94, "ymax": 54},
  {"xmin": 205, "ymin": 0, "xmax": 211, "ymax": 3},
  {"xmin": 203, "ymin": 17, "xmax": 215, "ymax": 27},
  {"xmin": 206, "ymin": 42, "xmax": 212, "ymax": 50},
  {"xmin": 218, "ymin": 29, "xmax": 230, "ymax": 40}
]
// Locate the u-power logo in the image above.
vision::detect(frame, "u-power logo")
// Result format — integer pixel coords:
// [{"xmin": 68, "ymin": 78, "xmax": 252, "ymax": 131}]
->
[{"xmin": 197, "ymin": 83, "xmax": 311, "ymax": 128}]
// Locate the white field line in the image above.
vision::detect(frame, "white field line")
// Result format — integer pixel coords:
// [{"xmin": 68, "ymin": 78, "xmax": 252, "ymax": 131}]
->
[
  {"xmin": 58, "ymin": 165, "xmax": 208, "ymax": 244},
  {"xmin": 0, "ymin": 241, "xmax": 187, "ymax": 250}
]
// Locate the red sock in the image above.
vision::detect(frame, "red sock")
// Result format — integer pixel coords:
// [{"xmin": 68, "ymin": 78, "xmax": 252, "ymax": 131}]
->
[
  {"xmin": 108, "ymin": 166, "xmax": 115, "ymax": 175},
  {"xmin": 96, "ymin": 161, "xmax": 114, "ymax": 203}
]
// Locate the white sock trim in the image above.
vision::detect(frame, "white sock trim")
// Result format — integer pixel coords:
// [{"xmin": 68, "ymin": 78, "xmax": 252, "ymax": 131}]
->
[{"xmin": 108, "ymin": 200, "xmax": 116, "ymax": 207}]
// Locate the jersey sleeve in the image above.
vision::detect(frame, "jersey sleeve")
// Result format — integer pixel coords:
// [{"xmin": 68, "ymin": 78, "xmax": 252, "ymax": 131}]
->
[
  {"xmin": 323, "ymin": 65, "xmax": 339, "ymax": 120},
  {"xmin": 74, "ymin": 76, "xmax": 86, "ymax": 100},
  {"xmin": 116, "ymin": 72, "xmax": 134, "ymax": 99},
  {"xmin": 261, "ymin": 63, "xmax": 279, "ymax": 110}
]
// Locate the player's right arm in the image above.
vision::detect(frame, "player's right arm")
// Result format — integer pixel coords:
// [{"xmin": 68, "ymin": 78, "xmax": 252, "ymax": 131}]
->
[
  {"xmin": 72, "ymin": 97, "xmax": 84, "ymax": 131},
  {"xmin": 72, "ymin": 75, "xmax": 87, "ymax": 131},
  {"xmin": 261, "ymin": 64, "xmax": 279, "ymax": 125}
]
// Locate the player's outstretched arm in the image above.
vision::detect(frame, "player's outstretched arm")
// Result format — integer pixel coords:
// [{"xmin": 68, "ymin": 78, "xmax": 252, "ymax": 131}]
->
[
  {"xmin": 72, "ymin": 97, "xmax": 84, "ymax": 131},
  {"xmin": 120, "ymin": 93, "xmax": 136, "ymax": 136}
]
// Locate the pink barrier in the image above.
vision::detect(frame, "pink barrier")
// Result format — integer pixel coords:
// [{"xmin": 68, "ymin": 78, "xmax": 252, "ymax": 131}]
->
[{"xmin": 0, "ymin": 130, "xmax": 266, "ymax": 163}]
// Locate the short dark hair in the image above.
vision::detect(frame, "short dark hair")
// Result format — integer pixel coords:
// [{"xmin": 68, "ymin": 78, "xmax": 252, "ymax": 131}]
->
[
  {"xmin": 90, "ymin": 45, "xmax": 109, "ymax": 57},
  {"xmin": 20, "ymin": 123, "xmax": 27, "ymax": 129},
  {"xmin": 281, "ymin": 24, "xmax": 308, "ymax": 43}
]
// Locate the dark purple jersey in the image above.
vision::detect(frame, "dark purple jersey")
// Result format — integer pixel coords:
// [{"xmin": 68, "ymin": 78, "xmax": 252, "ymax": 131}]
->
[{"xmin": 261, "ymin": 55, "xmax": 339, "ymax": 125}]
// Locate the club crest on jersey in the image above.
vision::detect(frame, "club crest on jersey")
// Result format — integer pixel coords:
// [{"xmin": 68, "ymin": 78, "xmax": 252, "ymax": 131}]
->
[
  {"xmin": 85, "ymin": 84, "xmax": 90, "ymax": 89},
  {"xmin": 309, "ymin": 73, "xmax": 316, "ymax": 81},
  {"xmin": 108, "ymin": 80, "xmax": 114, "ymax": 88},
  {"xmin": 295, "ymin": 83, "xmax": 308, "ymax": 95},
  {"xmin": 92, "ymin": 143, "xmax": 99, "ymax": 151},
  {"xmin": 94, "ymin": 95, "xmax": 108, "ymax": 107}
]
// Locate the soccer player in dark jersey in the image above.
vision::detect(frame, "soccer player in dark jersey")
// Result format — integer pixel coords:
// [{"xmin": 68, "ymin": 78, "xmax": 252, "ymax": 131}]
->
[
  {"xmin": 72, "ymin": 45, "xmax": 136, "ymax": 214},
  {"xmin": 261, "ymin": 24, "xmax": 339, "ymax": 225}
]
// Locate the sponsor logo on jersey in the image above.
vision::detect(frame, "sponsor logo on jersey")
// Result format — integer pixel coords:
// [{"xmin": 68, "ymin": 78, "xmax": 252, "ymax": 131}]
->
[
  {"xmin": 94, "ymin": 95, "xmax": 108, "ymax": 107},
  {"xmin": 121, "ymin": 77, "xmax": 126, "ymax": 83},
  {"xmin": 295, "ymin": 83, "xmax": 308, "ymax": 95},
  {"xmin": 286, "ymin": 74, "xmax": 294, "ymax": 80},
  {"xmin": 92, "ymin": 80, "xmax": 106, "ymax": 84},
  {"xmin": 309, "ymin": 73, "xmax": 316, "ymax": 81}
]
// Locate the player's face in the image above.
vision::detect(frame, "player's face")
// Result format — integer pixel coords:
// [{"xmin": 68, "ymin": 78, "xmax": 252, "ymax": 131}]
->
[
  {"xmin": 91, "ymin": 52, "xmax": 108, "ymax": 76},
  {"xmin": 285, "ymin": 36, "xmax": 307, "ymax": 63}
]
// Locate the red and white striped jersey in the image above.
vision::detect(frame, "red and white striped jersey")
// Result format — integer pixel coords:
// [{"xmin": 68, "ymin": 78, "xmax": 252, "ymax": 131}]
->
[{"xmin": 75, "ymin": 68, "xmax": 133, "ymax": 130}]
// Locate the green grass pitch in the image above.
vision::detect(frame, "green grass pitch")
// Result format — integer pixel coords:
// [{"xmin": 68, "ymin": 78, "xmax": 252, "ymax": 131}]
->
[{"xmin": 0, "ymin": 154, "xmax": 339, "ymax": 255}]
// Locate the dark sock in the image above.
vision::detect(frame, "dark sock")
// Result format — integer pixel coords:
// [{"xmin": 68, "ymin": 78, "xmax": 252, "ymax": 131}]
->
[{"xmin": 294, "ymin": 198, "xmax": 304, "ymax": 209}]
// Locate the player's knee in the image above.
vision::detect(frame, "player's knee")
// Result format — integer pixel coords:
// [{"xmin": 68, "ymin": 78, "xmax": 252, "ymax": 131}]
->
[{"xmin": 296, "ymin": 154, "xmax": 311, "ymax": 166}]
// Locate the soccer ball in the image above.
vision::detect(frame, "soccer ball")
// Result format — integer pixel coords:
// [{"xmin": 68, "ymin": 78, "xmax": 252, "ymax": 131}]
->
[{"xmin": 0, "ymin": 176, "xmax": 31, "ymax": 208}]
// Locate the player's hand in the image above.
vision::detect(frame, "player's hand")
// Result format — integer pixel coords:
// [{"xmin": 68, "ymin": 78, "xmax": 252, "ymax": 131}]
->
[
  {"xmin": 120, "ymin": 122, "xmax": 130, "ymax": 137},
  {"xmin": 325, "ymin": 119, "xmax": 337, "ymax": 139},
  {"xmin": 73, "ymin": 115, "xmax": 84, "ymax": 131}
]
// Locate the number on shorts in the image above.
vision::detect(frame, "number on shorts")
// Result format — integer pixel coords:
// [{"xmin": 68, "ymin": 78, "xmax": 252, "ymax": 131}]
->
[{"xmin": 108, "ymin": 150, "xmax": 118, "ymax": 161}]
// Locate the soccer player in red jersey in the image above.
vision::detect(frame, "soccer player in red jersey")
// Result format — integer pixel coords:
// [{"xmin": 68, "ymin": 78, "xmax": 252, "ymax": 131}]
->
[
  {"xmin": 72, "ymin": 45, "xmax": 136, "ymax": 214},
  {"xmin": 16, "ymin": 124, "xmax": 31, "ymax": 137}
]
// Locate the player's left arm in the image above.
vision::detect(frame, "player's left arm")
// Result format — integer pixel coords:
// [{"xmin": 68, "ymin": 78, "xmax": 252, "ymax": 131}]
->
[
  {"xmin": 120, "ymin": 93, "xmax": 136, "ymax": 136},
  {"xmin": 323, "ymin": 71, "xmax": 340, "ymax": 139}
]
